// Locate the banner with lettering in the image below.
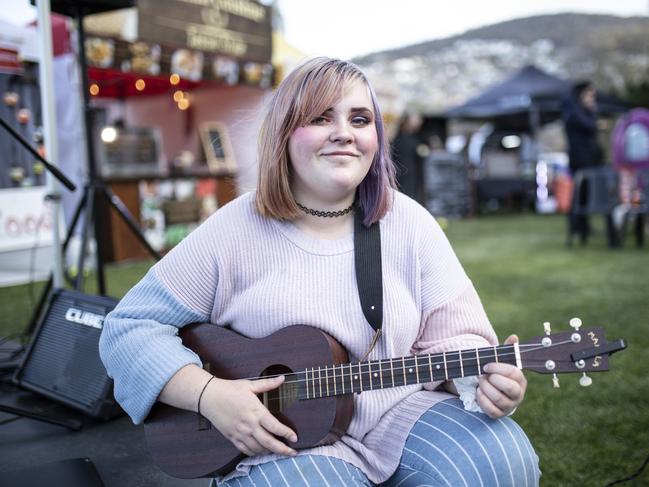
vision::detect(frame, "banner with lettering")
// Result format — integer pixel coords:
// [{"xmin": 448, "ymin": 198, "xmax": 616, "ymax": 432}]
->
[{"xmin": 137, "ymin": 0, "xmax": 272, "ymax": 64}]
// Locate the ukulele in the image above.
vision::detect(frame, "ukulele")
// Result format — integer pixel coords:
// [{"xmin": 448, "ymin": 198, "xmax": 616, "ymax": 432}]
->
[{"xmin": 144, "ymin": 319, "xmax": 626, "ymax": 479}]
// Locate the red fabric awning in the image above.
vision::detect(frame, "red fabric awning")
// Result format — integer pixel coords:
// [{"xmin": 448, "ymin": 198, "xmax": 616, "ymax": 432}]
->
[{"xmin": 88, "ymin": 67, "xmax": 202, "ymax": 98}]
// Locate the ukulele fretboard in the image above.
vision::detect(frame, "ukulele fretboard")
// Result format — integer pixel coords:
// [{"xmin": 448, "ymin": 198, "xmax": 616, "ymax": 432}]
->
[{"xmin": 299, "ymin": 344, "xmax": 519, "ymax": 399}]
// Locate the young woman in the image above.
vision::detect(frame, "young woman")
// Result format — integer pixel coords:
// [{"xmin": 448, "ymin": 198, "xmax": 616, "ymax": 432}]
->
[{"xmin": 100, "ymin": 57, "xmax": 540, "ymax": 486}]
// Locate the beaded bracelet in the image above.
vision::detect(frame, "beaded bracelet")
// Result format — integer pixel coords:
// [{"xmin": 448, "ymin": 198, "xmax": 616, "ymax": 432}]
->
[{"xmin": 197, "ymin": 375, "xmax": 216, "ymax": 416}]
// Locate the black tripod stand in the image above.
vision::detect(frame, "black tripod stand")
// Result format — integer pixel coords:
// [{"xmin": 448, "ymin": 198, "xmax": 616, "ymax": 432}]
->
[
  {"xmin": 21, "ymin": 0, "xmax": 161, "ymax": 337},
  {"xmin": 0, "ymin": 0, "xmax": 158, "ymax": 431}
]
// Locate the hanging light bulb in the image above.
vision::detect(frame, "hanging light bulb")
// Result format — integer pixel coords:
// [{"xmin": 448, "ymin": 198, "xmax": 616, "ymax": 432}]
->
[
  {"xmin": 173, "ymin": 90, "xmax": 184, "ymax": 102},
  {"xmin": 89, "ymin": 83, "xmax": 100, "ymax": 96},
  {"xmin": 3, "ymin": 91, "xmax": 19, "ymax": 106},
  {"xmin": 178, "ymin": 98, "xmax": 190, "ymax": 110},
  {"xmin": 135, "ymin": 79, "xmax": 146, "ymax": 91},
  {"xmin": 17, "ymin": 108, "xmax": 31, "ymax": 124},
  {"xmin": 101, "ymin": 126, "xmax": 118, "ymax": 143},
  {"xmin": 169, "ymin": 73, "xmax": 180, "ymax": 85}
]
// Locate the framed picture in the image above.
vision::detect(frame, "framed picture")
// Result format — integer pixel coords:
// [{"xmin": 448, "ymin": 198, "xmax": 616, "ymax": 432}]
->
[{"xmin": 199, "ymin": 122, "xmax": 236, "ymax": 175}]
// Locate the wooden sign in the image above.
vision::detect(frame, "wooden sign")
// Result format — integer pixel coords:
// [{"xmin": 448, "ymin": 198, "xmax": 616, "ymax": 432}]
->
[
  {"xmin": 137, "ymin": 0, "xmax": 272, "ymax": 64},
  {"xmin": 199, "ymin": 122, "xmax": 236, "ymax": 174}
]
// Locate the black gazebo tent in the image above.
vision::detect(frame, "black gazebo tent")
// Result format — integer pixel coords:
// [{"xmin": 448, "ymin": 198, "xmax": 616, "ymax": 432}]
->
[
  {"xmin": 446, "ymin": 64, "xmax": 627, "ymax": 131},
  {"xmin": 444, "ymin": 65, "xmax": 628, "ymax": 213}
]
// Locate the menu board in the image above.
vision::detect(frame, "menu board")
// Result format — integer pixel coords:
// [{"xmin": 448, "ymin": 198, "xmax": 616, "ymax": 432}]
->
[{"xmin": 137, "ymin": 0, "xmax": 272, "ymax": 63}]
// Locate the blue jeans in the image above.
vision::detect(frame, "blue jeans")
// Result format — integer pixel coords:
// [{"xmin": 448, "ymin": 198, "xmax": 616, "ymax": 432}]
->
[{"xmin": 215, "ymin": 398, "xmax": 540, "ymax": 486}]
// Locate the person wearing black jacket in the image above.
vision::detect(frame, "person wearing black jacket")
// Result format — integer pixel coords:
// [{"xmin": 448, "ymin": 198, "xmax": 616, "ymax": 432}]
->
[
  {"xmin": 392, "ymin": 111, "xmax": 424, "ymax": 204},
  {"xmin": 563, "ymin": 81, "xmax": 604, "ymax": 245}
]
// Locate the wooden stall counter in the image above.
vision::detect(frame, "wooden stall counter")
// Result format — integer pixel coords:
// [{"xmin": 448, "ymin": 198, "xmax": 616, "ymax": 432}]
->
[{"xmin": 102, "ymin": 173, "xmax": 237, "ymax": 263}]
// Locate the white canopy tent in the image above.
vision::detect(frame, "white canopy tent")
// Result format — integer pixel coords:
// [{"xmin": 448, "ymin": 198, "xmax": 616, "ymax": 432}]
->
[
  {"xmin": 0, "ymin": 17, "xmax": 39, "ymax": 62},
  {"xmin": 0, "ymin": 6, "xmax": 84, "ymax": 287}
]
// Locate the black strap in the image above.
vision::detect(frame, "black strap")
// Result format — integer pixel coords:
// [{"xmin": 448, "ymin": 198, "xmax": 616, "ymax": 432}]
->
[{"xmin": 354, "ymin": 209, "xmax": 383, "ymax": 333}]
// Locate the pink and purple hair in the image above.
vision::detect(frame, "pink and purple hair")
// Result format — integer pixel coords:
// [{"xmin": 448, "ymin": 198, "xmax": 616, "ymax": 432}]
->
[{"xmin": 255, "ymin": 57, "xmax": 396, "ymax": 225}]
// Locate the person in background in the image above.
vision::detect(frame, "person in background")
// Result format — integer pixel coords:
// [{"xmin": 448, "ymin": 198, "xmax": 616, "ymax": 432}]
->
[
  {"xmin": 100, "ymin": 57, "xmax": 539, "ymax": 486},
  {"xmin": 563, "ymin": 81, "xmax": 604, "ymax": 245},
  {"xmin": 392, "ymin": 111, "xmax": 425, "ymax": 204}
]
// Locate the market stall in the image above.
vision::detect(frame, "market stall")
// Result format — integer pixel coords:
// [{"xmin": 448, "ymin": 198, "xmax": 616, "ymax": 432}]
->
[
  {"xmin": 79, "ymin": 0, "xmax": 275, "ymax": 261},
  {"xmin": 446, "ymin": 65, "xmax": 629, "ymax": 213}
]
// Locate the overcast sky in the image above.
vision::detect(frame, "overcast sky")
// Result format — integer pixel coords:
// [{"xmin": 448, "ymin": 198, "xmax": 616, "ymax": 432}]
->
[
  {"xmin": 276, "ymin": 0, "xmax": 649, "ymax": 59},
  {"xmin": 3, "ymin": 0, "xmax": 648, "ymax": 59}
]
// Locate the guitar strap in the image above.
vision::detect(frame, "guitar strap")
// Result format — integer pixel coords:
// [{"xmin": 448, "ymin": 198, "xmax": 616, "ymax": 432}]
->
[{"xmin": 353, "ymin": 206, "xmax": 383, "ymax": 359}]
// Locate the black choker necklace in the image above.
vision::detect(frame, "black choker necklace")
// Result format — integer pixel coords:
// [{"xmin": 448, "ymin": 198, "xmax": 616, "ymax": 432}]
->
[{"xmin": 297, "ymin": 202, "xmax": 354, "ymax": 218}]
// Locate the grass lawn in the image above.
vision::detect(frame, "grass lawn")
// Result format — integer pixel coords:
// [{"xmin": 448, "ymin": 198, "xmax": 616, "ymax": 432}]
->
[
  {"xmin": 1, "ymin": 213, "xmax": 647, "ymax": 486},
  {"xmin": 446, "ymin": 213, "xmax": 649, "ymax": 486}
]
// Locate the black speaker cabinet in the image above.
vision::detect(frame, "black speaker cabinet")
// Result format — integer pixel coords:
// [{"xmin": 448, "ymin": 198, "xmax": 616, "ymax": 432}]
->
[{"xmin": 14, "ymin": 288, "xmax": 123, "ymax": 420}]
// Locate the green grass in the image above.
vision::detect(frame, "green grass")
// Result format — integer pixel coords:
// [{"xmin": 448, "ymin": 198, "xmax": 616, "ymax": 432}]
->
[
  {"xmin": 1, "ymin": 214, "xmax": 647, "ymax": 486},
  {"xmin": 0, "ymin": 260, "xmax": 153, "ymax": 340},
  {"xmin": 445, "ymin": 214, "xmax": 649, "ymax": 486}
]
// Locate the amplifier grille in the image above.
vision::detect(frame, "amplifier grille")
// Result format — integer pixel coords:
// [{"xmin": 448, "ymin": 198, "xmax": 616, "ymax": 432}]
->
[{"xmin": 16, "ymin": 289, "xmax": 122, "ymax": 419}]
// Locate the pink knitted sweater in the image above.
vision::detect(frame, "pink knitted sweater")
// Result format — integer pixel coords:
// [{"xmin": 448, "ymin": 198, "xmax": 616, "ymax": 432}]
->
[{"xmin": 100, "ymin": 191, "xmax": 497, "ymax": 483}]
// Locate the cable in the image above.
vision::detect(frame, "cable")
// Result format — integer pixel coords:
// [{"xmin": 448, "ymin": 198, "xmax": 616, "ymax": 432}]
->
[
  {"xmin": 0, "ymin": 332, "xmax": 27, "ymax": 367},
  {"xmin": 604, "ymin": 450, "xmax": 649, "ymax": 486}
]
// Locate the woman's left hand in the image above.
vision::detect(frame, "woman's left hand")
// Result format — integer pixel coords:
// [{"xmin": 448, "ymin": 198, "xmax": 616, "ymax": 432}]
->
[{"xmin": 476, "ymin": 335, "xmax": 527, "ymax": 419}]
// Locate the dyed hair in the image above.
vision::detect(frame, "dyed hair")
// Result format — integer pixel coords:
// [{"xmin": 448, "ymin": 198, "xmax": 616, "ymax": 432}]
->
[{"xmin": 255, "ymin": 57, "xmax": 396, "ymax": 226}]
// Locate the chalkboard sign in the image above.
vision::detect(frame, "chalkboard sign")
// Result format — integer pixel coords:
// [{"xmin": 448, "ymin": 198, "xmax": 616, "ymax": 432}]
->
[
  {"xmin": 199, "ymin": 122, "xmax": 236, "ymax": 174},
  {"xmin": 424, "ymin": 152, "xmax": 470, "ymax": 218}
]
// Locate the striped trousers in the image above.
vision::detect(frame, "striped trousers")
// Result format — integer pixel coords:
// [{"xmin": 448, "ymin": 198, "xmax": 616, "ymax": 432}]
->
[{"xmin": 215, "ymin": 398, "xmax": 540, "ymax": 486}]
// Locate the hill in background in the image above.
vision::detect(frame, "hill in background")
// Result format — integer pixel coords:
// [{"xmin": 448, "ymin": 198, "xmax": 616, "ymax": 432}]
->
[{"xmin": 352, "ymin": 13, "xmax": 649, "ymax": 112}]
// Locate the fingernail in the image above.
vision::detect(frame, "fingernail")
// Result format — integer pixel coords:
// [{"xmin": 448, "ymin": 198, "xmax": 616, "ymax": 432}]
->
[
  {"xmin": 291, "ymin": 435, "xmax": 298, "ymax": 443},
  {"xmin": 483, "ymin": 364, "xmax": 492, "ymax": 373}
]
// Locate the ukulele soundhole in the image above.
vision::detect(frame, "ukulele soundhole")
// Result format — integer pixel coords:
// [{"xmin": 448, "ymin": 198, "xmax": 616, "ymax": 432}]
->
[{"xmin": 259, "ymin": 365, "xmax": 298, "ymax": 413}]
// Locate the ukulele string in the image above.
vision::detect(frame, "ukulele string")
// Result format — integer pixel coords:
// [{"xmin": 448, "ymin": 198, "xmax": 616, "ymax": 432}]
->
[
  {"xmin": 242, "ymin": 339, "xmax": 577, "ymax": 387},
  {"xmin": 268, "ymin": 340, "xmax": 581, "ymax": 402}
]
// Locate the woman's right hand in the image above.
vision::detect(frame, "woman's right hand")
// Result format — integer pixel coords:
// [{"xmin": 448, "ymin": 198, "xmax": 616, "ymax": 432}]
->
[{"xmin": 200, "ymin": 375, "xmax": 298, "ymax": 458}]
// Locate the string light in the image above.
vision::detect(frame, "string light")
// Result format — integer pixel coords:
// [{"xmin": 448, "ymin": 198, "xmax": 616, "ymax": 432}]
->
[
  {"xmin": 89, "ymin": 83, "xmax": 99, "ymax": 96},
  {"xmin": 3, "ymin": 91, "xmax": 19, "ymax": 106},
  {"xmin": 178, "ymin": 98, "xmax": 190, "ymax": 110},
  {"xmin": 135, "ymin": 79, "xmax": 146, "ymax": 91},
  {"xmin": 173, "ymin": 90, "xmax": 184, "ymax": 102},
  {"xmin": 17, "ymin": 108, "xmax": 31, "ymax": 124},
  {"xmin": 169, "ymin": 73, "xmax": 180, "ymax": 85}
]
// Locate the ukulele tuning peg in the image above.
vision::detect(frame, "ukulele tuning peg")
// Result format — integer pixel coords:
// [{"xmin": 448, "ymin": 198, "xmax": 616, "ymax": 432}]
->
[
  {"xmin": 569, "ymin": 317, "xmax": 582, "ymax": 331},
  {"xmin": 552, "ymin": 373, "xmax": 560, "ymax": 389},
  {"xmin": 543, "ymin": 322, "xmax": 552, "ymax": 335},
  {"xmin": 579, "ymin": 373, "xmax": 593, "ymax": 387}
]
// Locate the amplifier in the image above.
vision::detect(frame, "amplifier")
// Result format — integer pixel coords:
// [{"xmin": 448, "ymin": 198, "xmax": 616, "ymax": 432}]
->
[{"xmin": 14, "ymin": 288, "xmax": 123, "ymax": 420}]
